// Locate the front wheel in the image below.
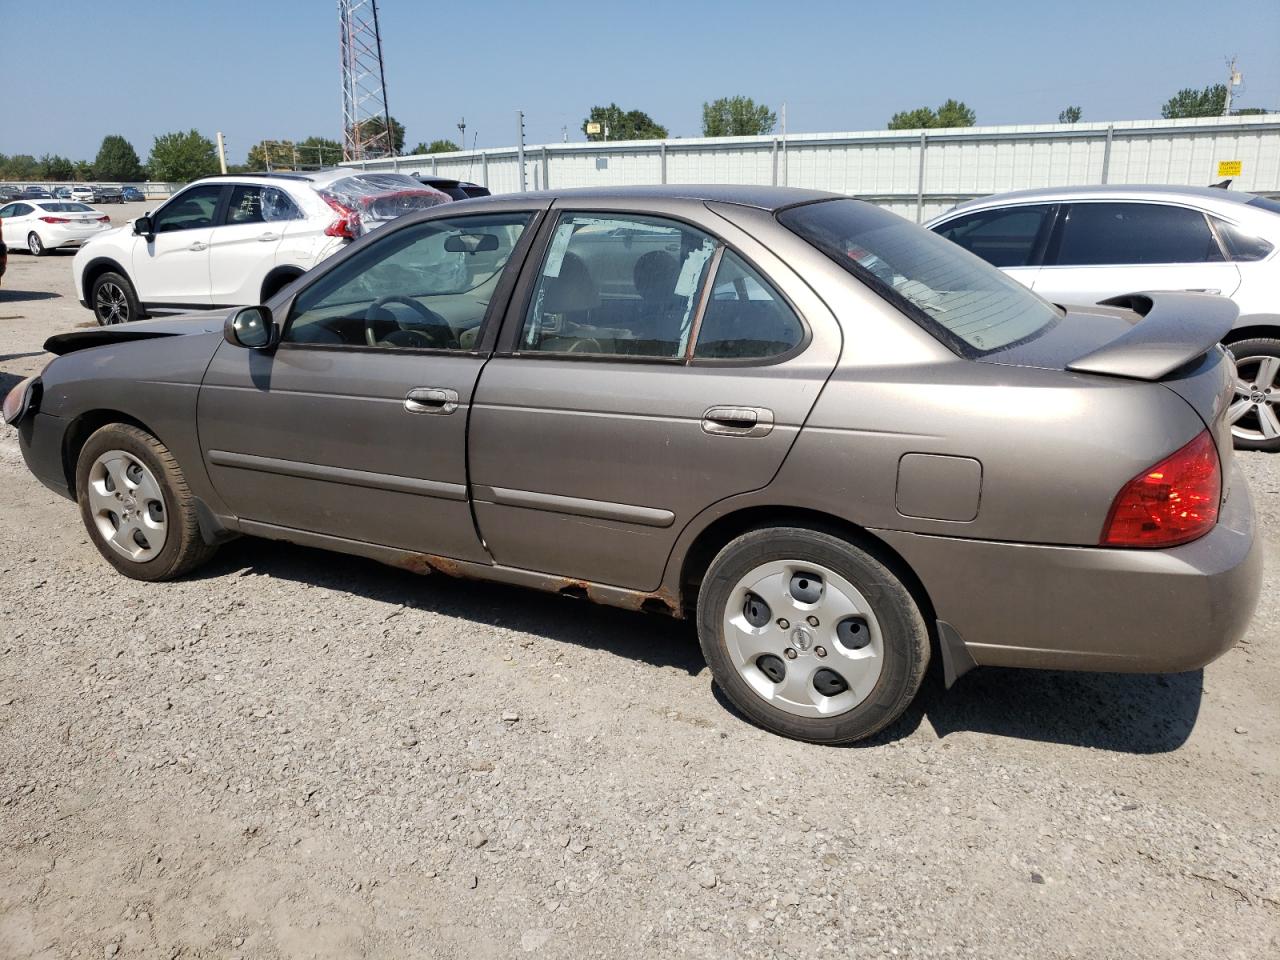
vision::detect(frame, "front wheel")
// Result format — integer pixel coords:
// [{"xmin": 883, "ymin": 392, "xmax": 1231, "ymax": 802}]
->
[
  {"xmin": 1227, "ymin": 337, "xmax": 1280, "ymax": 452},
  {"xmin": 76, "ymin": 423, "xmax": 218, "ymax": 581},
  {"xmin": 90, "ymin": 271, "xmax": 141, "ymax": 325},
  {"xmin": 27, "ymin": 232, "xmax": 47, "ymax": 256},
  {"xmin": 697, "ymin": 527, "xmax": 930, "ymax": 744}
]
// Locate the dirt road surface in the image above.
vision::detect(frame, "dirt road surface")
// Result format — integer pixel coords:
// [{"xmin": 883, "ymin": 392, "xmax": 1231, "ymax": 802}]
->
[{"xmin": 1, "ymin": 244, "xmax": 1277, "ymax": 959}]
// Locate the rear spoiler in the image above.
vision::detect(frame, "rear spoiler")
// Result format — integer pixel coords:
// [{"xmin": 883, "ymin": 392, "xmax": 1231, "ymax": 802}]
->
[{"xmin": 1065, "ymin": 292, "xmax": 1237, "ymax": 381}]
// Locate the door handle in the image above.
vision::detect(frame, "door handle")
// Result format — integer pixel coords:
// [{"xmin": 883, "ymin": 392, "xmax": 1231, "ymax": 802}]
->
[
  {"xmin": 187, "ymin": 241, "xmax": 207, "ymax": 251},
  {"xmin": 257, "ymin": 232, "xmax": 279, "ymax": 242},
  {"xmin": 701, "ymin": 405, "xmax": 774, "ymax": 437},
  {"xmin": 404, "ymin": 387, "xmax": 459, "ymax": 415},
  {"xmin": 1184, "ymin": 288, "xmax": 1221, "ymax": 295}
]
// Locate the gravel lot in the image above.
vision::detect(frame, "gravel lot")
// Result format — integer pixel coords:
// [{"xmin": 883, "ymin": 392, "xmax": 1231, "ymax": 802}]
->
[{"xmin": 1, "ymin": 244, "xmax": 1277, "ymax": 959}]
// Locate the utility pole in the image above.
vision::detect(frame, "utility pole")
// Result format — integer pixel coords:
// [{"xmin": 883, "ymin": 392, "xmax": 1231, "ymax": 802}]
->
[
  {"xmin": 457, "ymin": 117, "xmax": 466, "ymax": 146},
  {"xmin": 339, "ymin": 0, "xmax": 394, "ymax": 160},
  {"xmin": 1224, "ymin": 56, "xmax": 1242, "ymax": 116},
  {"xmin": 517, "ymin": 111, "xmax": 527, "ymax": 192},
  {"xmin": 215, "ymin": 132, "xmax": 228, "ymax": 174}
]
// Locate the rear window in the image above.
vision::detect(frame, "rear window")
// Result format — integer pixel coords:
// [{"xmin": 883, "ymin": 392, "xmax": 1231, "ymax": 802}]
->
[
  {"xmin": 322, "ymin": 173, "xmax": 450, "ymax": 228},
  {"xmin": 1246, "ymin": 196, "xmax": 1280, "ymax": 215},
  {"xmin": 38, "ymin": 202, "xmax": 94, "ymax": 212},
  {"xmin": 778, "ymin": 199, "xmax": 1058, "ymax": 356}
]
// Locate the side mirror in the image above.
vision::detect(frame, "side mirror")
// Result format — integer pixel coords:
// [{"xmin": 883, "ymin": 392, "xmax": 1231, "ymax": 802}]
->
[
  {"xmin": 224, "ymin": 306, "xmax": 278, "ymax": 350},
  {"xmin": 133, "ymin": 215, "xmax": 154, "ymax": 240}
]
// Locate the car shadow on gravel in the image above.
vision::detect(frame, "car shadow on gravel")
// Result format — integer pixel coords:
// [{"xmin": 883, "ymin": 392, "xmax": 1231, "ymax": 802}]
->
[
  {"xmin": 203, "ymin": 539, "xmax": 707, "ymax": 674},
  {"xmin": 0, "ymin": 289, "xmax": 61, "ymax": 303}
]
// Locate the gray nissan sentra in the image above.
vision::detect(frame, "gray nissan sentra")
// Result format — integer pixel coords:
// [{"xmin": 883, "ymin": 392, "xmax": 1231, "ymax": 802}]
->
[{"xmin": 4, "ymin": 186, "xmax": 1263, "ymax": 744}]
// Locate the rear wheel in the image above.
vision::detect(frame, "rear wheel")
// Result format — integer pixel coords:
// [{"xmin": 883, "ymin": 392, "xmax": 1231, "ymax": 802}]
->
[
  {"xmin": 76, "ymin": 423, "xmax": 218, "ymax": 581},
  {"xmin": 27, "ymin": 232, "xmax": 47, "ymax": 256},
  {"xmin": 91, "ymin": 271, "xmax": 141, "ymax": 325},
  {"xmin": 1226, "ymin": 337, "xmax": 1280, "ymax": 452},
  {"xmin": 697, "ymin": 527, "xmax": 930, "ymax": 744}
]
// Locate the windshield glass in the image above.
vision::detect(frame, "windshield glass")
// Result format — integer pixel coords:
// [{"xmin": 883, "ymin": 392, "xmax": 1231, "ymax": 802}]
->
[{"xmin": 778, "ymin": 198, "xmax": 1059, "ymax": 355}]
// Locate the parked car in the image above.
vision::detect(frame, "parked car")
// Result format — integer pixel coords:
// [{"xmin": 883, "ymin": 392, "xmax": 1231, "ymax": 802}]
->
[
  {"xmin": 70, "ymin": 185, "xmax": 97, "ymax": 203},
  {"xmin": 21, "ymin": 186, "xmax": 53, "ymax": 199},
  {"xmin": 72, "ymin": 170, "xmax": 450, "ymax": 325},
  {"xmin": 54, "ymin": 186, "xmax": 73, "ymax": 199},
  {"xmin": 93, "ymin": 185, "xmax": 123, "ymax": 204},
  {"xmin": 928, "ymin": 186, "xmax": 1280, "ymax": 450},
  {"xmin": 121, "ymin": 186, "xmax": 145, "ymax": 202},
  {"xmin": 0, "ymin": 232, "xmax": 6, "ymax": 285},
  {"xmin": 0, "ymin": 185, "xmax": 22, "ymax": 202},
  {"xmin": 0, "ymin": 199, "xmax": 111, "ymax": 255},
  {"xmin": 412, "ymin": 175, "xmax": 491, "ymax": 200},
  {"xmin": 6, "ymin": 186, "xmax": 1261, "ymax": 744}
]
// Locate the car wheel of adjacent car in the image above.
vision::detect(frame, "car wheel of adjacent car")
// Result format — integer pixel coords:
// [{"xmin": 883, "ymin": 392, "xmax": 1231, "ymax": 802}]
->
[
  {"xmin": 696, "ymin": 527, "xmax": 930, "ymax": 744},
  {"xmin": 76, "ymin": 423, "xmax": 218, "ymax": 582},
  {"xmin": 27, "ymin": 232, "xmax": 47, "ymax": 256},
  {"xmin": 91, "ymin": 271, "xmax": 140, "ymax": 325},
  {"xmin": 1227, "ymin": 337, "xmax": 1280, "ymax": 452}
]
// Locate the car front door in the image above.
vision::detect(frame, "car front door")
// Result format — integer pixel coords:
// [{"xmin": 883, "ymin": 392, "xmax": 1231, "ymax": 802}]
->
[
  {"xmin": 206, "ymin": 183, "xmax": 294, "ymax": 305},
  {"xmin": 1033, "ymin": 201, "xmax": 1242, "ymax": 305},
  {"xmin": 0, "ymin": 203, "xmax": 33, "ymax": 247},
  {"xmin": 196, "ymin": 207, "xmax": 543, "ymax": 560},
  {"xmin": 130, "ymin": 184, "xmax": 225, "ymax": 308},
  {"xmin": 930, "ymin": 203, "xmax": 1056, "ymax": 291},
  {"xmin": 467, "ymin": 202, "xmax": 842, "ymax": 591}
]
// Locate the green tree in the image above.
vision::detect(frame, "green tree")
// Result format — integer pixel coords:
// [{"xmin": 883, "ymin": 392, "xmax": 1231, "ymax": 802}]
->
[
  {"xmin": 701, "ymin": 97, "xmax": 776, "ymax": 137},
  {"xmin": 73, "ymin": 159, "xmax": 95, "ymax": 182},
  {"xmin": 1161, "ymin": 84, "xmax": 1227, "ymax": 119},
  {"xmin": 349, "ymin": 115, "xmax": 406, "ymax": 155},
  {"xmin": 581, "ymin": 103, "xmax": 668, "ymax": 141},
  {"xmin": 1232, "ymin": 107, "xmax": 1269, "ymax": 116},
  {"xmin": 147, "ymin": 129, "xmax": 220, "ymax": 183},
  {"xmin": 39, "ymin": 154, "xmax": 75, "ymax": 180},
  {"xmin": 409, "ymin": 139, "xmax": 461, "ymax": 153},
  {"xmin": 296, "ymin": 136, "xmax": 343, "ymax": 167},
  {"xmin": 0, "ymin": 153, "xmax": 40, "ymax": 179},
  {"xmin": 246, "ymin": 139, "xmax": 296, "ymax": 169},
  {"xmin": 93, "ymin": 135, "xmax": 145, "ymax": 181},
  {"xmin": 1058, "ymin": 105, "xmax": 1083, "ymax": 124},
  {"xmin": 888, "ymin": 100, "xmax": 977, "ymax": 130}
]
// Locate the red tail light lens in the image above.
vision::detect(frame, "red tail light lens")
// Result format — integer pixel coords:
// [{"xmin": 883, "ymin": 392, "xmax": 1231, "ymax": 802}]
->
[
  {"xmin": 321, "ymin": 193, "xmax": 361, "ymax": 239},
  {"xmin": 97, "ymin": 215, "xmax": 111, "ymax": 223},
  {"xmin": 39, "ymin": 216, "xmax": 70, "ymax": 224},
  {"xmin": 1101, "ymin": 430, "xmax": 1220, "ymax": 548}
]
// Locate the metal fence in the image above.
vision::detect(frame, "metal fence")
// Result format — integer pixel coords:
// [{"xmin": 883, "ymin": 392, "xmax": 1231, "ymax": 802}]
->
[
  {"xmin": 345, "ymin": 115, "xmax": 1280, "ymax": 221},
  {"xmin": 1, "ymin": 182, "xmax": 183, "ymax": 200}
]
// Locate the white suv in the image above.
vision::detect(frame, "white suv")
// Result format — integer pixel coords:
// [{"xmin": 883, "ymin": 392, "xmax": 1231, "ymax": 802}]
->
[
  {"xmin": 73, "ymin": 170, "xmax": 449, "ymax": 326},
  {"xmin": 928, "ymin": 185, "xmax": 1280, "ymax": 450}
]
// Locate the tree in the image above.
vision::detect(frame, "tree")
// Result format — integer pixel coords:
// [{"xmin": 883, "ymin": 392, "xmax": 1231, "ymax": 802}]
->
[
  {"xmin": 73, "ymin": 159, "xmax": 95, "ymax": 182},
  {"xmin": 246, "ymin": 139, "xmax": 296, "ymax": 170},
  {"xmin": 581, "ymin": 104, "xmax": 668, "ymax": 141},
  {"xmin": 701, "ymin": 97, "xmax": 776, "ymax": 137},
  {"xmin": 296, "ymin": 136, "xmax": 343, "ymax": 167},
  {"xmin": 349, "ymin": 115, "xmax": 406, "ymax": 155},
  {"xmin": 148, "ymin": 129, "xmax": 220, "ymax": 183},
  {"xmin": 39, "ymin": 154, "xmax": 75, "ymax": 180},
  {"xmin": 1058, "ymin": 105, "xmax": 1082, "ymax": 124},
  {"xmin": 93, "ymin": 135, "xmax": 145, "ymax": 181},
  {"xmin": 409, "ymin": 139, "xmax": 461, "ymax": 154},
  {"xmin": 888, "ymin": 99, "xmax": 976, "ymax": 130},
  {"xmin": 0, "ymin": 153, "xmax": 40, "ymax": 180},
  {"xmin": 1161, "ymin": 84, "xmax": 1227, "ymax": 119}
]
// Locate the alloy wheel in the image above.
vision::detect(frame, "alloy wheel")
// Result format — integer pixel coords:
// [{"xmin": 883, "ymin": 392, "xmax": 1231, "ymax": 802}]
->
[
  {"xmin": 27, "ymin": 233, "xmax": 43, "ymax": 255},
  {"xmin": 1227, "ymin": 355, "xmax": 1280, "ymax": 444},
  {"xmin": 95, "ymin": 282, "xmax": 130, "ymax": 324},
  {"xmin": 86, "ymin": 450, "xmax": 167, "ymax": 562},
  {"xmin": 722, "ymin": 559, "xmax": 885, "ymax": 718}
]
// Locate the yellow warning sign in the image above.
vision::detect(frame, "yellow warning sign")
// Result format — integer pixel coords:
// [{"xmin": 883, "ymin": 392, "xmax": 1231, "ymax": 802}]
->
[{"xmin": 1217, "ymin": 160, "xmax": 1243, "ymax": 177}]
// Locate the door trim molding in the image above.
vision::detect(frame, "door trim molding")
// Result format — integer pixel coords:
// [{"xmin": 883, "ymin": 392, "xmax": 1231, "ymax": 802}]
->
[
  {"xmin": 207, "ymin": 449, "xmax": 467, "ymax": 501},
  {"xmin": 472, "ymin": 484, "xmax": 675, "ymax": 528}
]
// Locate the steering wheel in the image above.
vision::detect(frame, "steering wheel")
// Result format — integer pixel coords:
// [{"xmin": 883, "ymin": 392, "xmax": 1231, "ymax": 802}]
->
[{"xmin": 363, "ymin": 295, "xmax": 458, "ymax": 349}]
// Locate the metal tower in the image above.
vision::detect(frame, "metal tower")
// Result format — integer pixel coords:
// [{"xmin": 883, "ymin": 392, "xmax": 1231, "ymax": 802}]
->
[{"xmin": 339, "ymin": 0, "xmax": 394, "ymax": 161}]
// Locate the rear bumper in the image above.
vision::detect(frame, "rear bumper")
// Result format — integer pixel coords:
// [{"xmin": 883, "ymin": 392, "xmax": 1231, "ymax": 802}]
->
[{"xmin": 875, "ymin": 462, "xmax": 1262, "ymax": 673}]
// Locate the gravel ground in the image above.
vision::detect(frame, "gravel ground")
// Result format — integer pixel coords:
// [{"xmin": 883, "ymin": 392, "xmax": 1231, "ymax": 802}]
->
[{"xmin": 0, "ymin": 248, "xmax": 1277, "ymax": 959}]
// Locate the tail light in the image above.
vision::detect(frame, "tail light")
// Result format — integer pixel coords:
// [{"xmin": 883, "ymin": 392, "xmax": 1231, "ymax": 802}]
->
[
  {"xmin": 97, "ymin": 215, "xmax": 111, "ymax": 223},
  {"xmin": 1101, "ymin": 430, "xmax": 1220, "ymax": 548},
  {"xmin": 39, "ymin": 216, "xmax": 70, "ymax": 224},
  {"xmin": 321, "ymin": 194, "xmax": 361, "ymax": 239}
]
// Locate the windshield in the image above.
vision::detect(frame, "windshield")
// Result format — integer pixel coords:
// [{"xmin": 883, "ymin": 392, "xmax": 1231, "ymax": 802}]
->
[{"xmin": 778, "ymin": 199, "xmax": 1059, "ymax": 356}]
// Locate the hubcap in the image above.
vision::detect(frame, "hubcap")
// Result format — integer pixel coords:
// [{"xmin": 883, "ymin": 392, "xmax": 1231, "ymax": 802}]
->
[
  {"xmin": 95, "ymin": 282, "xmax": 129, "ymax": 325},
  {"xmin": 1228, "ymin": 354, "xmax": 1280, "ymax": 443},
  {"xmin": 722, "ymin": 559, "xmax": 885, "ymax": 719},
  {"xmin": 86, "ymin": 450, "xmax": 167, "ymax": 562}
]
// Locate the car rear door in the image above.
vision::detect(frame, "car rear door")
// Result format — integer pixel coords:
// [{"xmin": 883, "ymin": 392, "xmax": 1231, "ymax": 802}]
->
[
  {"xmin": 130, "ymin": 183, "xmax": 224, "ymax": 308},
  {"xmin": 206, "ymin": 183, "xmax": 290, "ymax": 305},
  {"xmin": 1033, "ymin": 201, "xmax": 1241, "ymax": 305},
  {"xmin": 930, "ymin": 203, "xmax": 1056, "ymax": 291},
  {"xmin": 467, "ymin": 199, "xmax": 842, "ymax": 591},
  {"xmin": 196, "ymin": 205, "xmax": 545, "ymax": 561}
]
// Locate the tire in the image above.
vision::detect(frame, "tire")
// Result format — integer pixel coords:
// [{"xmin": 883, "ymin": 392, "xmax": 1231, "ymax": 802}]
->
[
  {"xmin": 697, "ymin": 527, "xmax": 930, "ymax": 744},
  {"xmin": 90, "ymin": 270, "xmax": 141, "ymax": 325},
  {"xmin": 27, "ymin": 232, "xmax": 47, "ymax": 256},
  {"xmin": 76, "ymin": 423, "xmax": 218, "ymax": 581},
  {"xmin": 1226, "ymin": 337, "xmax": 1280, "ymax": 452}
]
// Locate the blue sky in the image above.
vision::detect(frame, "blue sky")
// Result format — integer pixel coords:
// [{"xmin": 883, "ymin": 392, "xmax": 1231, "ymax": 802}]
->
[{"xmin": 2, "ymin": 0, "xmax": 1277, "ymax": 164}]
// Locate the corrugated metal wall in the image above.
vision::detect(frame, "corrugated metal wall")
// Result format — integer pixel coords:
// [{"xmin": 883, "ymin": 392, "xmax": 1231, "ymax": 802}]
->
[{"xmin": 346, "ymin": 115, "xmax": 1280, "ymax": 221}]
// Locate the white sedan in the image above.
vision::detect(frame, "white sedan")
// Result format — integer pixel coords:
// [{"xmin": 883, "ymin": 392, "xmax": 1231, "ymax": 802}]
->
[{"xmin": 0, "ymin": 199, "xmax": 112, "ymax": 255}]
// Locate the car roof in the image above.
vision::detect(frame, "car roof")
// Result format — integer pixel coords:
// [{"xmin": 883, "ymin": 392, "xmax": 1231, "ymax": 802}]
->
[
  {"xmin": 942, "ymin": 183, "xmax": 1265, "ymax": 215},
  {"xmin": 464, "ymin": 184, "xmax": 839, "ymax": 211}
]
